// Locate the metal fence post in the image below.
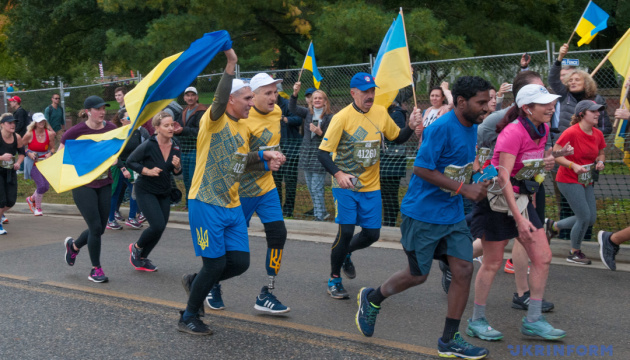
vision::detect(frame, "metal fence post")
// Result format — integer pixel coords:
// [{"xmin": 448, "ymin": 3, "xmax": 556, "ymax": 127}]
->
[
  {"xmin": 546, "ymin": 40, "xmax": 551, "ymax": 68},
  {"xmin": 59, "ymin": 80, "xmax": 65, "ymax": 113},
  {"xmin": 235, "ymin": 64, "xmax": 240, "ymax": 79},
  {"xmin": 369, "ymin": 53, "xmax": 374, "ymax": 74},
  {"xmin": 2, "ymin": 80, "xmax": 6, "ymax": 114}
]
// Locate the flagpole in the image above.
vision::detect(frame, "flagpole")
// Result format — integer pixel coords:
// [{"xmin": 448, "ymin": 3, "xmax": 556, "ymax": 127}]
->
[
  {"xmin": 399, "ymin": 8, "xmax": 417, "ymax": 109},
  {"xmin": 591, "ymin": 29, "xmax": 630, "ymax": 77},
  {"xmin": 590, "ymin": 55, "xmax": 610, "ymax": 77},
  {"xmin": 297, "ymin": 41, "xmax": 311, "ymax": 83},
  {"xmin": 568, "ymin": 0, "xmax": 592, "ymax": 45}
]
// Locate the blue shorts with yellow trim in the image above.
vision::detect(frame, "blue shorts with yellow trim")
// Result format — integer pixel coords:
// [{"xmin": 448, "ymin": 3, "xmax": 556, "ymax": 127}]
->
[
  {"xmin": 332, "ymin": 188, "xmax": 382, "ymax": 229},
  {"xmin": 188, "ymin": 199, "xmax": 249, "ymax": 259},
  {"xmin": 239, "ymin": 188, "xmax": 284, "ymax": 227}
]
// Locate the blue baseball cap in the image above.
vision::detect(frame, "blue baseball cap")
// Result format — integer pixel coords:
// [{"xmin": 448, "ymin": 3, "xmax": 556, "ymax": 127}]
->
[
  {"xmin": 305, "ymin": 87, "xmax": 316, "ymax": 96},
  {"xmin": 350, "ymin": 72, "xmax": 378, "ymax": 91}
]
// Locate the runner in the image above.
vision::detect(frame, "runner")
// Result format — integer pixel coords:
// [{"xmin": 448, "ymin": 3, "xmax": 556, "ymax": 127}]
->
[
  {"xmin": 23, "ymin": 113, "xmax": 55, "ymax": 216},
  {"xmin": 178, "ymin": 48, "xmax": 285, "ymax": 335},
  {"xmin": 467, "ymin": 84, "xmax": 566, "ymax": 341},
  {"xmin": 355, "ymin": 76, "xmax": 492, "ymax": 359},
  {"xmin": 0, "ymin": 113, "xmax": 25, "ymax": 234},
  {"xmin": 62, "ymin": 96, "xmax": 116, "ymax": 283},
  {"xmin": 125, "ymin": 111, "xmax": 182, "ymax": 272},
  {"xmin": 204, "ymin": 72, "xmax": 290, "ymax": 315},
  {"xmin": 318, "ymin": 72, "xmax": 420, "ymax": 299}
]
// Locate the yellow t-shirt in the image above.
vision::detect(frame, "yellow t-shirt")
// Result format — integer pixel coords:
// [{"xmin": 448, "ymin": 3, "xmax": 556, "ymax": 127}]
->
[
  {"xmin": 319, "ymin": 104, "xmax": 401, "ymax": 192},
  {"xmin": 238, "ymin": 105, "xmax": 282, "ymax": 198},
  {"xmin": 188, "ymin": 107, "xmax": 250, "ymax": 208}
]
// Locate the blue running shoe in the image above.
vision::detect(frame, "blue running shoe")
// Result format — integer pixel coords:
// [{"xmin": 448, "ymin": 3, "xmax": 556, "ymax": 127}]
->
[
  {"xmin": 327, "ymin": 277, "xmax": 349, "ymax": 299},
  {"xmin": 466, "ymin": 318, "xmax": 503, "ymax": 341},
  {"xmin": 0, "ymin": 224, "xmax": 7, "ymax": 235},
  {"xmin": 205, "ymin": 283, "xmax": 225, "ymax": 310},
  {"xmin": 438, "ymin": 332, "xmax": 489, "ymax": 359},
  {"xmin": 254, "ymin": 286, "xmax": 290, "ymax": 314},
  {"xmin": 520, "ymin": 316, "xmax": 566, "ymax": 340},
  {"xmin": 356, "ymin": 287, "xmax": 380, "ymax": 337}
]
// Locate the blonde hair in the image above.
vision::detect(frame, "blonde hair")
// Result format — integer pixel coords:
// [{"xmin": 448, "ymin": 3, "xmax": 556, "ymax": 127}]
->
[
  {"xmin": 563, "ymin": 70, "xmax": 598, "ymax": 98},
  {"xmin": 308, "ymin": 90, "xmax": 333, "ymax": 115},
  {"xmin": 0, "ymin": 113, "xmax": 12, "ymax": 122},
  {"xmin": 152, "ymin": 111, "xmax": 172, "ymax": 128},
  {"xmin": 26, "ymin": 119, "xmax": 52, "ymax": 133}
]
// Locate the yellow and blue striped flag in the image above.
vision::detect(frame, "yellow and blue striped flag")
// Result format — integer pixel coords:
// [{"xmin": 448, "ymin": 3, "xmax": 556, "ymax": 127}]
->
[
  {"xmin": 38, "ymin": 30, "xmax": 233, "ymax": 193},
  {"xmin": 303, "ymin": 42, "xmax": 323, "ymax": 89},
  {"xmin": 372, "ymin": 12, "xmax": 412, "ymax": 108},
  {"xmin": 575, "ymin": 1, "xmax": 609, "ymax": 46}
]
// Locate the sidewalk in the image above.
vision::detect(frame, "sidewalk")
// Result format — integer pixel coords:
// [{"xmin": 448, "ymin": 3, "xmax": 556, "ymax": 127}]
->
[{"xmin": 12, "ymin": 202, "xmax": 629, "ymax": 270}]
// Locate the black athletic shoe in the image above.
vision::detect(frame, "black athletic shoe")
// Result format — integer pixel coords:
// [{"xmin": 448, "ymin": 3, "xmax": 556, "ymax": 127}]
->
[
  {"xmin": 598, "ymin": 231, "xmax": 619, "ymax": 271},
  {"xmin": 181, "ymin": 273, "xmax": 204, "ymax": 317},
  {"xmin": 342, "ymin": 254, "xmax": 356, "ymax": 279},
  {"xmin": 439, "ymin": 260, "xmax": 452, "ymax": 294},
  {"xmin": 64, "ymin": 237, "xmax": 79, "ymax": 266},
  {"xmin": 177, "ymin": 311, "xmax": 213, "ymax": 336},
  {"xmin": 512, "ymin": 291, "xmax": 554, "ymax": 312}
]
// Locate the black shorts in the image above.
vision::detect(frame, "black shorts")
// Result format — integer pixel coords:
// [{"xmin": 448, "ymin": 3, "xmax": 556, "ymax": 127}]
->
[{"xmin": 469, "ymin": 197, "xmax": 543, "ymax": 242}]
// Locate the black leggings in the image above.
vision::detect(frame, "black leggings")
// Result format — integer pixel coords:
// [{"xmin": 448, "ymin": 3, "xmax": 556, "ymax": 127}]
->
[
  {"xmin": 0, "ymin": 169, "xmax": 17, "ymax": 208},
  {"xmin": 72, "ymin": 185, "xmax": 111, "ymax": 267},
  {"xmin": 135, "ymin": 187, "xmax": 170, "ymax": 258},
  {"xmin": 330, "ymin": 224, "xmax": 380, "ymax": 277},
  {"xmin": 186, "ymin": 252, "xmax": 250, "ymax": 314}
]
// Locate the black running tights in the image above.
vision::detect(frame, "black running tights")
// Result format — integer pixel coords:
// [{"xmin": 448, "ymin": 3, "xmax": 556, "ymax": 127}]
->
[
  {"xmin": 330, "ymin": 224, "xmax": 380, "ymax": 277},
  {"xmin": 72, "ymin": 185, "xmax": 111, "ymax": 267}
]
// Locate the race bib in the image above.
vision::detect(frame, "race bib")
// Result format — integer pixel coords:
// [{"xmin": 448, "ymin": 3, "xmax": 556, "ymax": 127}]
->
[
  {"xmin": 477, "ymin": 147, "xmax": 492, "ymax": 165},
  {"xmin": 227, "ymin": 152, "xmax": 248, "ymax": 182},
  {"xmin": 441, "ymin": 162, "xmax": 473, "ymax": 196},
  {"xmin": 96, "ymin": 170, "xmax": 109, "ymax": 180},
  {"xmin": 578, "ymin": 163, "xmax": 594, "ymax": 185},
  {"xmin": 353, "ymin": 140, "xmax": 380, "ymax": 168},
  {"xmin": 514, "ymin": 159, "xmax": 545, "ymax": 181},
  {"xmin": 1, "ymin": 158, "xmax": 14, "ymax": 170}
]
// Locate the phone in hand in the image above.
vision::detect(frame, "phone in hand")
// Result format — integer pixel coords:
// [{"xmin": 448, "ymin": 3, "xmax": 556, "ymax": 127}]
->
[
  {"xmin": 350, "ymin": 177, "xmax": 358, "ymax": 186},
  {"xmin": 524, "ymin": 52, "xmax": 531, "ymax": 62}
]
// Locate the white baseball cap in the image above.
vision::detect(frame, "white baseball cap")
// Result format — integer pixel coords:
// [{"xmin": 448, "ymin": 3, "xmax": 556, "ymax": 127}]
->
[
  {"xmin": 231, "ymin": 79, "xmax": 251, "ymax": 95},
  {"xmin": 515, "ymin": 84, "xmax": 560, "ymax": 108},
  {"xmin": 249, "ymin": 73, "xmax": 282, "ymax": 92},
  {"xmin": 184, "ymin": 86, "xmax": 198, "ymax": 95},
  {"xmin": 32, "ymin": 112, "xmax": 46, "ymax": 123}
]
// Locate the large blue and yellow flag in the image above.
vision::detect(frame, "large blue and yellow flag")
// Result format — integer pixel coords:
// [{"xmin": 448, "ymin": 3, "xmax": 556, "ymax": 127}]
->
[
  {"xmin": 607, "ymin": 28, "xmax": 630, "ymax": 166},
  {"xmin": 372, "ymin": 12, "xmax": 412, "ymax": 108},
  {"xmin": 303, "ymin": 42, "xmax": 323, "ymax": 89},
  {"xmin": 39, "ymin": 30, "xmax": 233, "ymax": 193},
  {"xmin": 575, "ymin": 1, "xmax": 609, "ymax": 46}
]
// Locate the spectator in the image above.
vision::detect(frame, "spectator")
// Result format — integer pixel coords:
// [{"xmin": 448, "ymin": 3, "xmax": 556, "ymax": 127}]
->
[
  {"xmin": 490, "ymin": 83, "xmax": 512, "ymax": 113},
  {"xmin": 6, "ymin": 83, "xmax": 14, "ymax": 93},
  {"xmin": 290, "ymin": 82, "xmax": 334, "ymax": 221},
  {"xmin": 274, "ymin": 84, "xmax": 303, "ymax": 218},
  {"xmin": 23, "ymin": 113, "xmax": 55, "ymax": 216},
  {"xmin": 421, "ymin": 82, "xmax": 453, "ymax": 128},
  {"xmin": 8, "ymin": 96, "xmax": 29, "ymax": 138},
  {"xmin": 304, "ymin": 87, "xmax": 316, "ymax": 107},
  {"xmin": 114, "ymin": 87, "xmax": 126, "ymax": 110},
  {"xmin": 44, "ymin": 93, "xmax": 65, "ymax": 148}
]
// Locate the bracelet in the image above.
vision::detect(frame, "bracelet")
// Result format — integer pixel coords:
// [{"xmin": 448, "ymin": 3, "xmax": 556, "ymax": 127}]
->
[
  {"xmin": 597, "ymin": 160, "xmax": 604, "ymax": 164},
  {"xmin": 568, "ymin": 162, "xmax": 574, "ymax": 169},
  {"xmin": 455, "ymin": 181, "xmax": 464, "ymax": 195}
]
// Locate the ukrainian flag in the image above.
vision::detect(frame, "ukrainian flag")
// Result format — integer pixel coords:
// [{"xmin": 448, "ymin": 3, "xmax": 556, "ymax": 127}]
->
[
  {"xmin": 303, "ymin": 42, "xmax": 323, "ymax": 89},
  {"xmin": 38, "ymin": 30, "xmax": 233, "ymax": 193},
  {"xmin": 575, "ymin": 1, "xmax": 609, "ymax": 46},
  {"xmin": 372, "ymin": 12, "xmax": 412, "ymax": 108}
]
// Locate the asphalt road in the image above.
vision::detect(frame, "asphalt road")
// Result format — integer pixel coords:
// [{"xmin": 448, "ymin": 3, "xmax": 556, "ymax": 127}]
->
[{"xmin": 0, "ymin": 213, "xmax": 628, "ymax": 359}]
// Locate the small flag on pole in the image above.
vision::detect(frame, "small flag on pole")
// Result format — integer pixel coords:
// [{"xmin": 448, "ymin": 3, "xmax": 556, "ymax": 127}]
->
[
  {"xmin": 303, "ymin": 42, "xmax": 323, "ymax": 89},
  {"xmin": 575, "ymin": 1, "xmax": 609, "ymax": 46},
  {"xmin": 98, "ymin": 61, "xmax": 105, "ymax": 79}
]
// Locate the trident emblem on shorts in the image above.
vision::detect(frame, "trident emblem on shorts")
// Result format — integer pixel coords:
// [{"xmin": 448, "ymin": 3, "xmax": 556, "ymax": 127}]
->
[{"xmin": 196, "ymin": 227, "xmax": 209, "ymax": 251}]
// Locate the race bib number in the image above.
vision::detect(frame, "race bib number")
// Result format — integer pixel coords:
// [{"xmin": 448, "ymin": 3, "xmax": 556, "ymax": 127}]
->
[
  {"xmin": 353, "ymin": 140, "xmax": 380, "ymax": 168},
  {"xmin": 0, "ymin": 158, "xmax": 14, "ymax": 169},
  {"xmin": 441, "ymin": 162, "xmax": 473, "ymax": 196},
  {"xmin": 514, "ymin": 159, "xmax": 545, "ymax": 181},
  {"xmin": 578, "ymin": 163, "xmax": 594, "ymax": 185},
  {"xmin": 477, "ymin": 147, "xmax": 492, "ymax": 165},
  {"xmin": 227, "ymin": 152, "xmax": 248, "ymax": 182}
]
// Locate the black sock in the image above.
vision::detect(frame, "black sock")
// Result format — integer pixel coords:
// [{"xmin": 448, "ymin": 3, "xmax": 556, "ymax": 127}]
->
[
  {"xmin": 366, "ymin": 286, "xmax": 387, "ymax": 306},
  {"xmin": 441, "ymin": 317, "xmax": 460, "ymax": 342}
]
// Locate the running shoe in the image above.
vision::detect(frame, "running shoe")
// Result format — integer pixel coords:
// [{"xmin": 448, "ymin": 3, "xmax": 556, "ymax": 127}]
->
[
  {"xmin": 466, "ymin": 318, "xmax": 504, "ymax": 341},
  {"xmin": 26, "ymin": 196, "xmax": 35, "ymax": 213},
  {"xmin": 88, "ymin": 267, "xmax": 109, "ymax": 283},
  {"xmin": 356, "ymin": 287, "xmax": 380, "ymax": 337},
  {"xmin": 177, "ymin": 310, "xmax": 213, "ymax": 336},
  {"xmin": 34, "ymin": 208, "xmax": 43, "ymax": 216},
  {"xmin": 141, "ymin": 258, "xmax": 157, "ymax": 272},
  {"xmin": 520, "ymin": 316, "xmax": 566, "ymax": 340},
  {"xmin": 129, "ymin": 243, "xmax": 144, "ymax": 269},
  {"xmin": 205, "ymin": 284, "xmax": 225, "ymax": 310},
  {"xmin": 254, "ymin": 286, "xmax": 290, "ymax": 314},
  {"xmin": 598, "ymin": 231, "xmax": 618, "ymax": 271},
  {"xmin": 342, "ymin": 254, "xmax": 356, "ymax": 279},
  {"xmin": 566, "ymin": 250, "xmax": 591, "ymax": 265},
  {"xmin": 437, "ymin": 332, "xmax": 489, "ymax": 359},
  {"xmin": 106, "ymin": 220, "xmax": 122, "ymax": 230},
  {"xmin": 64, "ymin": 237, "xmax": 79, "ymax": 266},
  {"xmin": 544, "ymin": 218, "xmax": 558, "ymax": 242},
  {"xmin": 439, "ymin": 260, "xmax": 451, "ymax": 294},
  {"xmin": 512, "ymin": 291, "xmax": 554, "ymax": 312},
  {"xmin": 504, "ymin": 258, "xmax": 530, "ymax": 274},
  {"xmin": 181, "ymin": 273, "xmax": 204, "ymax": 317},
  {"xmin": 0, "ymin": 224, "xmax": 6, "ymax": 235},
  {"xmin": 1, "ymin": 215, "xmax": 8, "ymax": 224},
  {"xmin": 114, "ymin": 211, "xmax": 124, "ymax": 222},
  {"xmin": 137, "ymin": 212, "xmax": 147, "ymax": 223},
  {"xmin": 327, "ymin": 277, "xmax": 349, "ymax": 299},
  {"xmin": 125, "ymin": 218, "xmax": 143, "ymax": 229},
  {"xmin": 473, "ymin": 256, "xmax": 484, "ymax": 264}
]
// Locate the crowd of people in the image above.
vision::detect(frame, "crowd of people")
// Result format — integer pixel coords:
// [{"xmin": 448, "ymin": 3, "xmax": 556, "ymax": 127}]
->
[{"xmin": 1, "ymin": 43, "xmax": 629, "ymax": 359}]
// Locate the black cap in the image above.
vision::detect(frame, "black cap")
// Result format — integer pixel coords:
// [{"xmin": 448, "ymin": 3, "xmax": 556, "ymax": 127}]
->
[
  {"xmin": 83, "ymin": 95, "xmax": 110, "ymax": 110},
  {"xmin": 0, "ymin": 115, "xmax": 16, "ymax": 123}
]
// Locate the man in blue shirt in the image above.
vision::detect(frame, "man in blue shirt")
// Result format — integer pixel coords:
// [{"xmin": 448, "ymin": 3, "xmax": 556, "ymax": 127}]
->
[{"xmin": 355, "ymin": 76, "xmax": 493, "ymax": 359}]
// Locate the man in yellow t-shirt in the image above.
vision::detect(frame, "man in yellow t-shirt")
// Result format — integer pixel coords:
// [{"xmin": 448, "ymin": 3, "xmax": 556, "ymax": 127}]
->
[
  {"xmin": 178, "ymin": 49, "xmax": 285, "ymax": 336},
  {"xmin": 318, "ymin": 72, "xmax": 420, "ymax": 299}
]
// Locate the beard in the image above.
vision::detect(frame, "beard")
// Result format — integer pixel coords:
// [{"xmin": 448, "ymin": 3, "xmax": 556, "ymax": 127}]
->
[{"xmin": 462, "ymin": 107, "xmax": 487, "ymax": 125}]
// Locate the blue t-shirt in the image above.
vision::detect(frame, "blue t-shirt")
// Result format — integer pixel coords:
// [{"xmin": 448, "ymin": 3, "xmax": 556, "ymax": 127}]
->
[{"xmin": 400, "ymin": 110, "xmax": 477, "ymax": 225}]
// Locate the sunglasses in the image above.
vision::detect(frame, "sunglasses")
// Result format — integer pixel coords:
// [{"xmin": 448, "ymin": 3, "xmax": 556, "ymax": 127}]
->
[{"xmin": 53, "ymin": 97, "xmax": 60, "ymax": 100}]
